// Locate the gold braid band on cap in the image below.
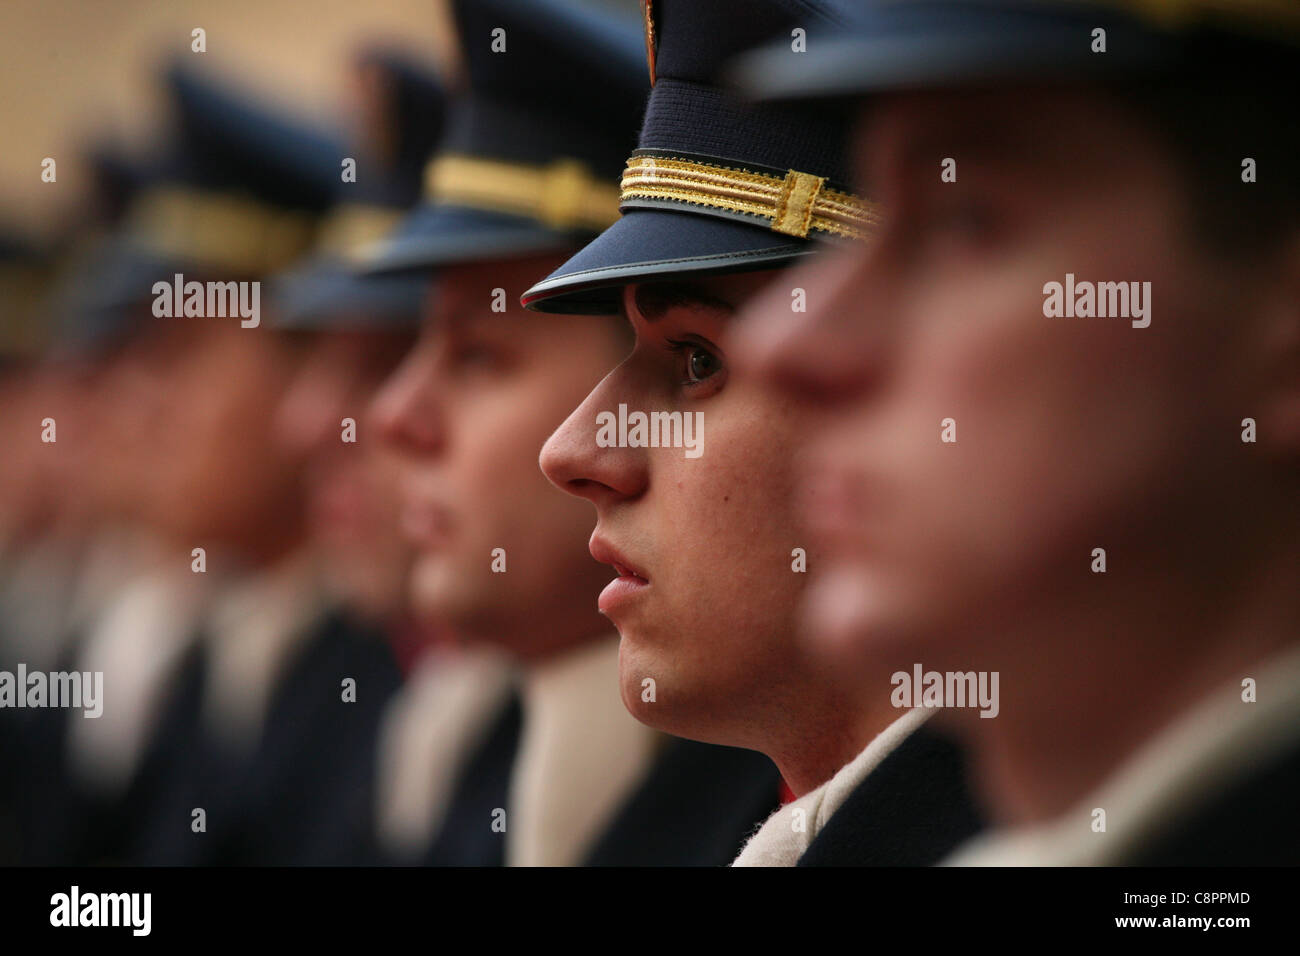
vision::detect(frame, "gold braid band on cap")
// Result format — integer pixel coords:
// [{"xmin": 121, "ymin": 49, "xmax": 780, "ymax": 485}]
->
[
  {"xmin": 126, "ymin": 186, "xmax": 318, "ymax": 274},
  {"xmin": 424, "ymin": 154, "xmax": 622, "ymax": 232},
  {"xmin": 314, "ymin": 203, "xmax": 404, "ymax": 261},
  {"xmin": 1106, "ymin": 0, "xmax": 1300, "ymax": 33},
  {"xmin": 620, "ymin": 154, "xmax": 876, "ymax": 240}
]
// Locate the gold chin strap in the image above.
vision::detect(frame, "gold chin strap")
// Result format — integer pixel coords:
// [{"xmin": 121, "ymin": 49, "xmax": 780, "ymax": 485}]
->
[
  {"xmin": 125, "ymin": 186, "xmax": 318, "ymax": 274},
  {"xmin": 621, "ymin": 154, "xmax": 876, "ymax": 241},
  {"xmin": 423, "ymin": 154, "xmax": 622, "ymax": 232}
]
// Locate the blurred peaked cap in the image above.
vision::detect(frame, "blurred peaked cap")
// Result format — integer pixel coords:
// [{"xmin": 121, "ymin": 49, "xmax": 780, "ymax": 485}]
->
[
  {"xmin": 269, "ymin": 50, "xmax": 447, "ymax": 331},
  {"xmin": 520, "ymin": 0, "xmax": 873, "ymax": 315},
  {"xmin": 269, "ymin": 261, "xmax": 428, "ymax": 331},
  {"xmin": 728, "ymin": 0, "xmax": 1300, "ymax": 103},
  {"xmin": 356, "ymin": 0, "xmax": 648, "ymax": 276},
  {"xmin": 57, "ymin": 62, "xmax": 345, "ymax": 352},
  {"xmin": 0, "ymin": 228, "xmax": 55, "ymax": 360},
  {"xmin": 347, "ymin": 47, "xmax": 448, "ymax": 207},
  {"xmin": 0, "ymin": 231, "xmax": 46, "ymax": 262},
  {"xmin": 162, "ymin": 60, "xmax": 343, "ymax": 212},
  {"xmin": 40, "ymin": 144, "xmax": 146, "ymax": 358},
  {"xmin": 446, "ymin": 0, "xmax": 647, "ymax": 171},
  {"xmin": 81, "ymin": 140, "xmax": 149, "ymax": 229}
]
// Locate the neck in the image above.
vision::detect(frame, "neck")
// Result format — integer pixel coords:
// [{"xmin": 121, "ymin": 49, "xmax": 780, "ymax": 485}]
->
[
  {"xmin": 766, "ymin": 674, "xmax": 903, "ymax": 797},
  {"xmin": 968, "ymin": 545, "xmax": 1300, "ymax": 826}
]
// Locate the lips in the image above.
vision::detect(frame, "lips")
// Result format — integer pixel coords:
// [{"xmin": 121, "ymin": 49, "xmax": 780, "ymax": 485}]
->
[
  {"xmin": 590, "ymin": 533, "xmax": 650, "ymax": 615},
  {"xmin": 589, "ymin": 534, "xmax": 649, "ymax": 582},
  {"xmin": 399, "ymin": 491, "xmax": 453, "ymax": 548}
]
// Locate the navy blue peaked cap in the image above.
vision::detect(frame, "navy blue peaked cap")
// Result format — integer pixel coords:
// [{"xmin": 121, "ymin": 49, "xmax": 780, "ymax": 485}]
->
[
  {"xmin": 1, "ymin": 227, "xmax": 55, "ymax": 360},
  {"xmin": 358, "ymin": 0, "xmax": 648, "ymax": 276},
  {"xmin": 60, "ymin": 61, "xmax": 343, "ymax": 351},
  {"xmin": 728, "ymin": 0, "xmax": 1300, "ymax": 103},
  {"xmin": 272, "ymin": 49, "xmax": 447, "ymax": 330},
  {"xmin": 521, "ymin": 0, "xmax": 871, "ymax": 314},
  {"xmin": 152, "ymin": 60, "xmax": 340, "ymax": 214}
]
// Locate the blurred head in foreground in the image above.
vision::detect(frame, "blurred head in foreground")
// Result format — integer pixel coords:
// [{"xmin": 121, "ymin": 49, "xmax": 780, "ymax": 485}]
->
[{"xmin": 734, "ymin": 0, "xmax": 1300, "ymax": 828}]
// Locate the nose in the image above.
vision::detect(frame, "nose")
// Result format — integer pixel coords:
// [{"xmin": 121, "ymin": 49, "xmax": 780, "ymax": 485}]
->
[
  {"xmin": 539, "ymin": 365, "xmax": 647, "ymax": 506},
  {"xmin": 368, "ymin": 337, "xmax": 446, "ymax": 457},
  {"xmin": 734, "ymin": 245, "xmax": 885, "ymax": 407}
]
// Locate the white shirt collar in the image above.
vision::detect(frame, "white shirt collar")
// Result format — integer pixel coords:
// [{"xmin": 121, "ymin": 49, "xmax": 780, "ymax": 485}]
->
[
  {"xmin": 374, "ymin": 645, "xmax": 518, "ymax": 856},
  {"xmin": 68, "ymin": 565, "xmax": 213, "ymax": 793},
  {"xmin": 507, "ymin": 634, "xmax": 663, "ymax": 866},
  {"xmin": 199, "ymin": 553, "xmax": 326, "ymax": 753}
]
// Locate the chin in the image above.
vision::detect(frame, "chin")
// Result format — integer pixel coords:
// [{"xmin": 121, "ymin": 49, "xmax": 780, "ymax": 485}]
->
[
  {"xmin": 409, "ymin": 559, "xmax": 460, "ymax": 623},
  {"xmin": 617, "ymin": 641, "xmax": 666, "ymax": 726},
  {"xmin": 616, "ymin": 641, "xmax": 713, "ymax": 743}
]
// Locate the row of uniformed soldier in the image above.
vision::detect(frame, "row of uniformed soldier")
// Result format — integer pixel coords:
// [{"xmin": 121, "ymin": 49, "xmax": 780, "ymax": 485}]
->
[{"xmin": 3, "ymin": 0, "xmax": 1297, "ymax": 867}]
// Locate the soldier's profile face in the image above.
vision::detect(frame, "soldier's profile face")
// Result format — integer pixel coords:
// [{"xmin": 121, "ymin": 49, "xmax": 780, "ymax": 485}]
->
[
  {"xmin": 117, "ymin": 314, "xmax": 303, "ymax": 551},
  {"xmin": 540, "ymin": 270, "xmax": 823, "ymax": 747},
  {"xmin": 372, "ymin": 253, "xmax": 620, "ymax": 657},
  {"xmin": 0, "ymin": 368, "xmax": 56, "ymax": 543},
  {"xmin": 741, "ymin": 88, "xmax": 1270, "ymax": 684},
  {"xmin": 273, "ymin": 329, "xmax": 414, "ymax": 619}
]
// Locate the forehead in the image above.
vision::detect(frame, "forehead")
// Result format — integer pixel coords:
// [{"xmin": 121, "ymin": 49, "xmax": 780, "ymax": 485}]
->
[
  {"xmin": 851, "ymin": 86, "xmax": 1170, "ymax": 191},
  {"xmin": 629, "ymin": 269, "xmax": 787, "ymax": 320}
]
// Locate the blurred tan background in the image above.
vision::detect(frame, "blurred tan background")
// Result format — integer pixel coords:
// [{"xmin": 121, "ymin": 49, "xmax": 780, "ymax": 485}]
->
[{"xmin": 0, "ymin": 0, "xmax": 460, "ymax": 238}]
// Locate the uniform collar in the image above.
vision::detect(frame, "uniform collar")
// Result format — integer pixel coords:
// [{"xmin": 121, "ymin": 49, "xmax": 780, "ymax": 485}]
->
[
  {"xmin": 199, "ymin": 552, "xmax": 327, "ymax": 753},
  {"xmin": 68, "ymin": 564, "xmax": 214, "ymax": 794},
  {"xmin": 945, "ymin": 642, "xmax": 1300, "ymax": 866},
  {"xmin": 373, "ymin": 645, "xmax": 518, "ymax": 856},
  {"xmin": 507, "ymin": 633, "xmax": 664, "ymax": 866},
  {"xmin": 732, "ymin": 707, "xmax": 931, "ymax": 866}
]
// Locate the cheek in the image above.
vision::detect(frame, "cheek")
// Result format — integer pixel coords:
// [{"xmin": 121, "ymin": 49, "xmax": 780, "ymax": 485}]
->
[
  {"xmin": 888, "ymin": 260, "xmax": 1212, "ymax": 582},
  {"xmin": 360, "ymin": 450, "xmax": 405, "ymax": 510},
  {"xmin": 449, "ymin": 382, "xmax": 594, "ymax": 543},
  {"xmin": 653, "ymin": 403, "xmax": 807, "ymax": 622}
]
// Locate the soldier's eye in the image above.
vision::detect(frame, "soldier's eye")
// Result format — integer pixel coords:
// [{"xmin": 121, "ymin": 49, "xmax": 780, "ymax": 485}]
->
[
  {"xmin": 686, "ymin": 346, "xmax": 720, "ymax": 382},
  {"xmin": 666, "ymin": 338, "xmax": 724, "ymax": 387}
]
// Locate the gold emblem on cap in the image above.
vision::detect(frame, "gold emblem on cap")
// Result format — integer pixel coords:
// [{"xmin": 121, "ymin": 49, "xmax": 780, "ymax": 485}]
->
[{"xmin": 641, "ymin": 0, "xmax": 658, "ymax": 86}]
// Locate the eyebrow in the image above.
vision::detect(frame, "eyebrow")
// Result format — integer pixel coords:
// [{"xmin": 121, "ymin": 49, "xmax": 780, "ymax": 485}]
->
[{"xmin": 632, "ymin": 282, "xmax": 735, "ymax": 322}]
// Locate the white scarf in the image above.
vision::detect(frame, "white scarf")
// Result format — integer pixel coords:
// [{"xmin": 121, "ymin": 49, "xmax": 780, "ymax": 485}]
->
[{"xmin": 732, "ymin": 707, "xmax": 931, "ymax": 866}]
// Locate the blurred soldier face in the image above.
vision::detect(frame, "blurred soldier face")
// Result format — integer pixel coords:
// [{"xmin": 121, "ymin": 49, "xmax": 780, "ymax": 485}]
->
[
  {"xmin": 372, "ymin": 252, "xmax": 620, "ymax": 660},
  {"xmin": 111, "ymin": 314, "xmax": 304, "ymax": 561},
  {"xmin": 43, "ymin": 361, "xmax": 104, "ymax": 536},
  {"xmin": 540, "ymin": 271, "xmax": 830, "ymax": 749},
  {"xmin": 740, "ymin": 88, "xmax": 1297, "ymax": 684},
  {"xmin": 273, "ymin": 328, "xmax": 414, "ymax": 619},
  {"xmin": 0, "ymin": 367, "xmax": 51, "ymax": 547},
  {"xmin": 0, "ymin": 358, "xmax": 114, "ymax": 546}
]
